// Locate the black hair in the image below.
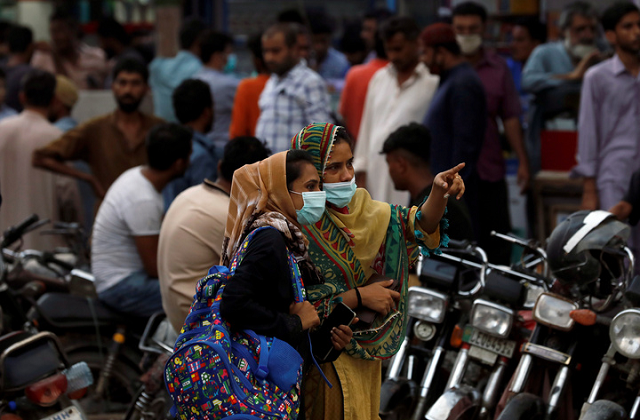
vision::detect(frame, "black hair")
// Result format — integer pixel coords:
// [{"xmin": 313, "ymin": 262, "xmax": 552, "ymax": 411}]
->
[
  {"xmin": 146, "ymin": 123, "xmax": 193, "ymax": 171},
  {"xmin": 199, "ymin": 30, "xmax": 233, "ymax": 63},
  {"xmin": 0, "ymin": 67, "xmax": 5, "ymax": 81},
  {"xmin": 381, "ymin": 122, "xmax": 432, "ymax": 166},
  {"xmin": 277, "ymin": 9, "xmax": 307, "ymax": 25},
  {"xmin": 50, "ymin": 7, "xmax": 78, "ymax": 28},
  {"xmin": 602, "ymin": 2, "xmax": 639, "ymax": 32},
  {"xmin": 7, "ymin": 25, "xmax": 33, "ymax": 54},
  {"xmin": 220, "ymin": 137, "xmax": 271, "ymax": 181},
  {"xmin": 172, "ymin": 79, "xmax": 213, "ymax": 125},
  {"xmin": 97, "ymin": 16, "xmax": 131, "ymax": 45},
  {"xmin": 514, "ymin": 16, "xmax": 547, "ymax": 43},
  {"xmin": 112, "ymin": 57, "xmax": 149, "ymax": 83},
  {"xmin": 286, "ymin": 150, "xmax": 315, "ymax": 190},
  {"xmin": 179, "ymin": 17, "xmax": 207, "ymax": 50},
  {"xmin": 452, "ymin": 2, "xmax": 488, "ymax": 23},
  {"xmin": 0, "ymin": 20, "xmax": 11, "ymax": 44},
  {"xmin": 247, "ymin": 32, "xmax": 265, "ymax": 64},
  {"xmin": 263, "ymin": 23, "xmax": 299, "ymax": 48},
  {"xmin": 559, "ymin": 1, "xmax": 599, "ymax": 31},
  {"xmin": 380, "ymin": 16, "xmax": 420, "ymax": 42},
  {"xmin": 334, "ymin": 127, "xmax": 355, "ymax": 151},
  {"xmin": 374, "ymin": 29, "xmax": 387, "ymax": 59},
  {"xmin": 309, "ymin": 13, "xmax": 334, "ymax": 35},
  {"xmin": 21, "ymin": 69, "xmax": 56, "ymax": 107},
  {"xmin": 364, "ymin": 8, "xmax": 394, "ymax": 22},
  {"xmin": 341, "ymin": 22, "xmax": 367, "ymax": 54}
]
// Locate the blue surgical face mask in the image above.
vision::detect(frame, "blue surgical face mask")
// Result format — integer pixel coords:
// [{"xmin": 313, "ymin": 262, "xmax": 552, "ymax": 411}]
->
[
  {"xmin": 289, "ymin": 190, "xmax": 326, "ymax": 225},
  {"xmin": 324, "ymin": 178, "xmax": 356, "ymax": 208},
  {"xmin": 224, "ymin": 53, "xmax": 237, "ymax": 74}
]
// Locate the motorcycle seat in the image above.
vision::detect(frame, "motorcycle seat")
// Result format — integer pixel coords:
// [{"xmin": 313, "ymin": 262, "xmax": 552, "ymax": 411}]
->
[{"xmin": 32, "ymin": 292, "xmax": 130, "ymax": 328}]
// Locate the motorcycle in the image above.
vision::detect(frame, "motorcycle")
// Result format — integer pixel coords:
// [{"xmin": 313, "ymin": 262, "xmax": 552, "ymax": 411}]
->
[
  {"xmin": 0, "ymin": 224, "xmax": 94, "ymax": 420},
  {"xmin": 497, "ymin": 211, "xmax": 632, "ymax": 420},
  {"xmin": 576, "ymin": 273, "xmax": 640, "ymax": 420},
  {"xmin": 425, "ymin": 233, "xmax": 550, "ymax": 420},
  {"xmin": 122, "ymin": 312, "xmax": 177, "ymax": 420},
  {"xmin": 379, "ymin": 240, "xmax": 488, "ymax": 420}
]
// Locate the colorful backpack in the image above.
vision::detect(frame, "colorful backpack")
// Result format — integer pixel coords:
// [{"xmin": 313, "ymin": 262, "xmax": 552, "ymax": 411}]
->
[{"xmin": 165, "ymin": 227, "xmax": 306, "ymax": 420}]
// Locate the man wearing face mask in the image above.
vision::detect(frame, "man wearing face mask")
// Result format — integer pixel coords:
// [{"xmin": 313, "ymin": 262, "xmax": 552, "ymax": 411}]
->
[
  {"xmin": 522, "ymin": 1, "xmax": 604, "ymax": 175},
  {"xmin": 421, "ymin": 23, "xmax": 486, "ymax": 239},
  {"xmin": 452, "ymin": 2, "xmax": 528, "ymax": 264}
]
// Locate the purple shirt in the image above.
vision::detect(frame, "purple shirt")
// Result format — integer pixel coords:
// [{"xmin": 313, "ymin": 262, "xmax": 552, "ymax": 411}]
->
[
  {"xmin": 573, "ymin": 55, "xmax": 640, "ymax": 209},
  {"xmin": 474, "ymin": 51, "xmax": 522, "ymax": 182}
]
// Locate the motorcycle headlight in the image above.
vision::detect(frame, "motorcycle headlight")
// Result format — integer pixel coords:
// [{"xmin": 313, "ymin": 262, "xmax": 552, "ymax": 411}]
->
[
  {"xmin": 610, "ymin": 309, "xmax": 640, "ymax": 359},
  {"xmin": 407, "ymin": 287, "xmax": 448, "ymax": 323},
  {"xmin": 533, "ymin": 292, "xmax": 578, "ymax": 331},
  {"xmin": 470, "ymin": 299, "xmax": 513, "ymax": 338}
]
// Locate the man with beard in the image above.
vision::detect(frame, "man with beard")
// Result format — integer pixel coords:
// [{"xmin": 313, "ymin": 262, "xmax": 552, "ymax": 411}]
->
[
  {"xmin": 522, "ymin": 1, "xmax": 603, "ymax": 174},
  {"xmin": 255, "ymin": 23, "xmax": 331, "ymax": 153},
  {"xmin": 354, "ymin": 16, "xmax": 439, "ymax": 205},
  {"xmin": 33, "ymin": 58, "xmax": 164, "ymax": 207},
  {"xmin": 574, "ymin": 2, "xmax": 640, "ymax": 265}
]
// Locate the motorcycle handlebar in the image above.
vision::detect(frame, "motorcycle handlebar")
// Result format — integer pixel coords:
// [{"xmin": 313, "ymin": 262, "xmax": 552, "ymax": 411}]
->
[{"xmin": 1, "ymin": 214, "xmax": 40, "ymax": 248}]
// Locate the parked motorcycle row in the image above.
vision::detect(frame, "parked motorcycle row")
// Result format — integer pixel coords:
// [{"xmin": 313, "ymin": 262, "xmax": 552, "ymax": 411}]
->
[
  {"xmin": 381, "ymin": 210, "xmax": 640, "ymax": 420},
  {"xmin": 1, "ymin": 210, "xmax": 638, "ymax": 420}
]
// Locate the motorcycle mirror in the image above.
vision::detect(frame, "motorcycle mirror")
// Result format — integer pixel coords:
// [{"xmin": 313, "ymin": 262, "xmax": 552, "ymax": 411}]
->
[{"xmin": 570, "ymin": 309, "xmax": 597, "ymax": 326}]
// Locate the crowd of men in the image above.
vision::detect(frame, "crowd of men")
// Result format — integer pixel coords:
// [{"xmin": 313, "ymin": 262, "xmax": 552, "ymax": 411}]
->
[{"xmin": 0, "ymin": 1, "xmax": 639, "ymax": 318}]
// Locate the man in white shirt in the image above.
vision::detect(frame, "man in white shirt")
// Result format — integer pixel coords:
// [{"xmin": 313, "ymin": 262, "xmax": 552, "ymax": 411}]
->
[
  {"xmin": 255, "ymin": 23, "xmax": 331, "ymax": 153},
  {"xmin": 158, "ymin": 136, "xmax": 271, "ymax": 331},
  {"xmin": 92, "ymin": 124, "xmax": 192, "ymax": 317},
  {"xmin": 354, "ymin": 16, "xmax": 439, "ymax": 205}
]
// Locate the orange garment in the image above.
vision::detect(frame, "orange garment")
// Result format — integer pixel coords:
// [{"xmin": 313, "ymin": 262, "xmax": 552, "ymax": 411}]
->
[
  {"xmin": 338, "ymin": 58, "xmax": 388, "ymax": 141},
  {"xmin": 229, "ymin": 73, "xmax": 270, "ymax": 139}
]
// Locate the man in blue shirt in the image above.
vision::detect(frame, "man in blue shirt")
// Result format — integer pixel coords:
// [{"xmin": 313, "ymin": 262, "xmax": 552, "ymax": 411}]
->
[
  {"xmin": 421, "ymin": 22, "xmax": 486, "ymax": 239},
  {"xmin": 149, "ymin": 18, "xmax": 206, "ymax": 123},
  {"xmin": 194, "ymin": 30, "xmax": 239, "ymax": 154},
  {"xmin": 522, "ymin": 1, "xmax": 604, "ymax": 174},
  {"xmin": 163, "ymin": 79, "xmax": 217, "ymax": 209}
]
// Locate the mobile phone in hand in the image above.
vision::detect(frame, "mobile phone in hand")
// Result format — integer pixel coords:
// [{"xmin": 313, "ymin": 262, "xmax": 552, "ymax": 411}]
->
[{"xmin": 311, "ymin": 302, "xmax": 356, "ymax": 361}]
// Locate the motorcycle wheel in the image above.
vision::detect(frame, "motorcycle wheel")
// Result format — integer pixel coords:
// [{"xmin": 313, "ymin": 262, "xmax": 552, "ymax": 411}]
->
[
  {"xmin": 496, "ymin": 393, "xmax": 545, "ymax": 420},
  {"xmin": 123, "ymin": 386, "xmax": 174, "ymax": 420},
  {"xmin": 66, "ymin": 350, "xmax": 141, "ymax": 415}
]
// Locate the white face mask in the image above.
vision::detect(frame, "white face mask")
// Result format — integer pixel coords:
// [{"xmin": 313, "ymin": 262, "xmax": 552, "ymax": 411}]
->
[
  {"xmin": 456, "ymin": 34, "xmax": 483, "ymax": 55},
  {"xmin": 563, "ymin": 30, "xmax": 598, "ymax": 59}
]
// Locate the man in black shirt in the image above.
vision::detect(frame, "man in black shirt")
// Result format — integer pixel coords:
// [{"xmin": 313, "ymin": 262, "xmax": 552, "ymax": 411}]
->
[{"xmin": 382, "ymin": 123, "xmax": 474, "ymax": 241}]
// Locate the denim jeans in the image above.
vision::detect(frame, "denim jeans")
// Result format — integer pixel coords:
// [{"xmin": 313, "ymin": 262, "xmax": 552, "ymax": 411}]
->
[{"xmin": 99, "ymin": 271, "xmax": 164, "ymax": 317}]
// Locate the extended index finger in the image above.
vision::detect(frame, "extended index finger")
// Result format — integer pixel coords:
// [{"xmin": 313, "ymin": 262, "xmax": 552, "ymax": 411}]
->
[{"xmin": 444, "ymin": 162, "xmax": 466, "ymax": 175}]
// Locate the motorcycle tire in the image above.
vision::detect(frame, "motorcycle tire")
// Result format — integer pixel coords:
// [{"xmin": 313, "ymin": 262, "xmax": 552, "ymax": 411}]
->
[
  {"xmin": 496, "ymin": 393, "xmax": 545, "ymax": 420},
  {"xmin": 123, "ymin": 386, "xmax": 175, "ymax": 420},
  {"xmin": 66, "ymin": 350, "xmax": 141, "ymax": 415},
  {"xmin": 581, "ymin": 400, "xmax": 627, "ymax": 420}
]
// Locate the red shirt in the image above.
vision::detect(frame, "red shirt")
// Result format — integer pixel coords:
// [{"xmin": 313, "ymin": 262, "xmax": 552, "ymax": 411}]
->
[
  {"xmin": 338, "ymin": 58, "xmax": 389, "ymax": 142},
  {"xmin": 229, "ymin": 73, "xmax": 270, "ymax": 139}
]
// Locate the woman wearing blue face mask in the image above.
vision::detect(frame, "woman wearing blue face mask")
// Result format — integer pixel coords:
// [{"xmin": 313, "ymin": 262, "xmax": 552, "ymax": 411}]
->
[
  {"xmin": 220, "ymin": 150, "xmax": 354, "ymax": 385},
  {"xmin": 291, "ymin": 123, "xmax": 465, "ymax": 420}
]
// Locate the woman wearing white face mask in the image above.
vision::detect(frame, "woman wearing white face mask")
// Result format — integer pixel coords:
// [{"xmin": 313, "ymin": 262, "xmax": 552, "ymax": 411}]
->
[
  {"xmin": 220, "ymin": 151, "xmax": 354, "ymax": 380},
  {"xmin": 291, "ymin": 123, "xmax": 464, "ymax": 420}
]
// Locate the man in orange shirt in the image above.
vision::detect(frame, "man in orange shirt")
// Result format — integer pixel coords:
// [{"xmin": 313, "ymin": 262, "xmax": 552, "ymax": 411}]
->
[
  {"xmin": 338, "ymin": 31, "xmax": 389, "ymax": 141},
  {"xmin": 229, "ymin": 34, "xmax": 270, "ymax": 138}
]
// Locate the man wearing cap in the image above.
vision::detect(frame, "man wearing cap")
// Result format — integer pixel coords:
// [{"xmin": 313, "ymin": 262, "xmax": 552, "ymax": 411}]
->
[
  {"xmin": 51, "ymin": 75, "xmax": 79, "ymax": 133},
  {"xmin": 421, "ymin": 22, "xmax": 486, "ymax": 240}
]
